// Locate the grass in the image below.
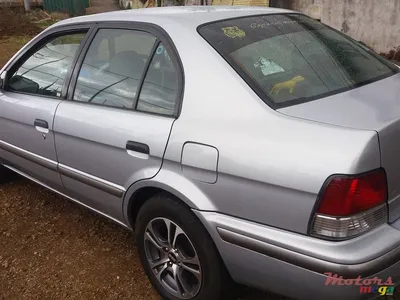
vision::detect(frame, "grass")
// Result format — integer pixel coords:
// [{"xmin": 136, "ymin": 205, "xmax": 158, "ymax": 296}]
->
[
  {"xmin": 27, "ymin": 9, "xmax": 69, "ymax": 29},
  {"xmin": 36, "ymin": 19, "xmax": 59, "ymax": 29},
  {"xmin": 0, "ymin": 9, "xmax": 68, "ymax": 69},
  {"xmin": 0, "ymin": 36, "xmax": 34, "ymax": 68}
]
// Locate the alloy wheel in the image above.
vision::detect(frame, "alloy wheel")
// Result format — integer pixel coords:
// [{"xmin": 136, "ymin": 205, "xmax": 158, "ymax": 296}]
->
[{"xmin": 144, "ymin": 217, "xmax": 202, "ymax": 299}]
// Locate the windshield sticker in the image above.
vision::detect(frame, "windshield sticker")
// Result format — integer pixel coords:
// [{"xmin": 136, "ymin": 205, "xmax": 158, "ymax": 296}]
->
[
  {"xmin": 153, "ymin": 60, "xmax": 161, "ymax": 69},
  {"xmin": 270, "ymin": 75, "xmax": 305, "ymax": 95},
  {"xmin": 250, "ymin": 20, "xmax": 300, "ymax": 29},
  {"xmin": 254, "ymin": 57, "xmax": 285, "ymax": 76},
  {"xmin": 156, "ymin": 44, "xmax": 164, "ymax": 55},
  {"xmin": 221, "ymin": 26, "xmax": 246, "ymax": 39}
]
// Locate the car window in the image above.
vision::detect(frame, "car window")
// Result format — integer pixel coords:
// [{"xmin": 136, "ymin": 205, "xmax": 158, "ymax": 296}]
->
[
  {"xmin": 73, "ymin": 29, "xmax": 157, "ymax": 109},
  {"xmin": 136, "ymin": 42, "xmax": 179, "ymax": 116},
  {"xmin": 198, "ymin": 14, "xmax": 398, "ymax": 108},
  {"xmin": 7, "ymin": 33, "xmax": 87, "ymax": 98}
]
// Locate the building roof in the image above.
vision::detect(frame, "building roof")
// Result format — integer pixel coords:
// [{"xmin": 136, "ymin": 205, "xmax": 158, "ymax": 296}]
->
[{"xmin": 56, "ymin": 6, "xmax": 294, "ymax": 28}]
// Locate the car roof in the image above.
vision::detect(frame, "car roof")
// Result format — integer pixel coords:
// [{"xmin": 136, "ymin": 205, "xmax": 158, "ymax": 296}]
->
[{"xmin": 55, "ymin": 6, "xmax": 295, "ymax": 29}]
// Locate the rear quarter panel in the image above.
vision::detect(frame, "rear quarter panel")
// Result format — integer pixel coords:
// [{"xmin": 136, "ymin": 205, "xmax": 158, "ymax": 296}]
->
[{"xmin": 155, "ymin": 25, "xmax": 381, "ymax": 234}]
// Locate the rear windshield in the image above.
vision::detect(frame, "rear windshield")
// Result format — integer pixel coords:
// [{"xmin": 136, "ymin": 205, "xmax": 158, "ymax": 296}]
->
[{"xmin": 198, "ymin": 14, "xmax": 399, "ymax": 108}]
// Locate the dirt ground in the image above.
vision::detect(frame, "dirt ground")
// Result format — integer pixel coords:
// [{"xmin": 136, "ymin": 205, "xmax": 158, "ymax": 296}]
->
[
  {"xmin": 0, "ymin": 8, "xmax": 278, "ymax": 300},
  {"xmin": 0, "ymin": 8, "xmax": 68, "ymax": 67},
  {"xmin": 0, "ymin": 8, "xmax": 399, "ymax": 300},
  {"xmin": 381, "ymin": 48, "xmax": 400, "ymax": 62},
  {"xmin": 0, "ymin": 177, "xmax": 281, "ymax": 300},
  {"xmin": 0, "ymin": 36, "xmax": 32, "ymax": 68},
  {"xmin": 0, "ymin": 8, "xmax": 42, "ymax": 37}
]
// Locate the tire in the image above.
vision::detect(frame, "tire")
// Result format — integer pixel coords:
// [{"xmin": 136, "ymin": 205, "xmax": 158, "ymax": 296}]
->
[
  {"xmin": 0, "ymin": 165, "xmax": 16, "ymax": 183},
  {"xmin": 135, "ymin": 193, "xmax": 231, "ymax": 300}
]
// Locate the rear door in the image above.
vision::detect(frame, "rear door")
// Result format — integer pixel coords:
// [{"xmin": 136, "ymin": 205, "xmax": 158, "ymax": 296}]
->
[
  {"xmin": 54, "ymin": 23, "xmax": 183, "ymax": 222},
  {"xmin": 0, "ymin": 26, "xmax": 90, "ymax": 190}
]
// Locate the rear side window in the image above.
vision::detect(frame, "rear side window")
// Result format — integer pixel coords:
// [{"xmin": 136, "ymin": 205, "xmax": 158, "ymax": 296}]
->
[
  {"xmin": 73, "ymin": 28, "xmax": 180, "ymax": 115},
  {"xmin": 137, "ymin": 42, "xmax": 179, "ymax": 116},
  {"xmin": 198, "ymin": 14, "xmax": 398, "ymax": 108},
  {"xmin": 73, "ymin": 29, "xmax": 157, "ymax": 108}
]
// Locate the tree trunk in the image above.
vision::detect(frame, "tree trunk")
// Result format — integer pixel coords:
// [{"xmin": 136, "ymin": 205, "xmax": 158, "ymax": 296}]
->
[{"xmin": 24, "ymin": 0, "xmax": 30, "ymax": 11}]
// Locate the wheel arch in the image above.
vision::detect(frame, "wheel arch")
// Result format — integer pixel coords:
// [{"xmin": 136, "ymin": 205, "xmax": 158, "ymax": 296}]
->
[{"xmin": 123, "ymin": 172, "xmax": 217, "ymax": 230}]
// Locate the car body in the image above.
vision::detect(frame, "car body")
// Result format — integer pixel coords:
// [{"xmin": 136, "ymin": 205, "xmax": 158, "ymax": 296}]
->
[{"xmin": 1, "ymin": 6, "xmax": 400, "ymax": 300}]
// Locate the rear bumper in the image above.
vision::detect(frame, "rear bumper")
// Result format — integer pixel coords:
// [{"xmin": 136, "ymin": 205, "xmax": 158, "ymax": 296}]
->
[{"xmin": 194, "ymin": 210, "xmax": 400, "ymax": 300}]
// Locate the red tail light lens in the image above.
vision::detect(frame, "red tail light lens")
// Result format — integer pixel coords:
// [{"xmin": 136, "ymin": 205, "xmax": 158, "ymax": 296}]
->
[
  {"xmin": 311, "ymin": 169, "xmax": 388, "ymax": 239},
  {"xmin": 317, "ymin": 169, "xmax": 387, "ymax": 216}
]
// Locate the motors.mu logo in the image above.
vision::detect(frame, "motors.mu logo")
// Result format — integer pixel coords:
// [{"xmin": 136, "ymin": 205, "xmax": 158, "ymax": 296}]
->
[{"xmin": 324, "ymin": 273, "xmax": 397, "ymax": 296}]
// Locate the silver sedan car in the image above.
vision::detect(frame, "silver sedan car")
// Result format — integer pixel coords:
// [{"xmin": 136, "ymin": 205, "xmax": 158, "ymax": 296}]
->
[{"xmin": 1, "ymin": 6, "xmax": 400, "ymax": 300}]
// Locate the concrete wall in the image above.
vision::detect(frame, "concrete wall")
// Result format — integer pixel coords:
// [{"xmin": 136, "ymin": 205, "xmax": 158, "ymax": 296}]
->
[
  {"xmin": 119, "ymin": 0, "xmax": 211, "ymax": 8},
  {"xmin": 185, "ymin": 0, "xmax": 212, "ymax": 5},
  {"xmin": 274, "ymin": 0, "xmax": 400, "ymax": 53}
]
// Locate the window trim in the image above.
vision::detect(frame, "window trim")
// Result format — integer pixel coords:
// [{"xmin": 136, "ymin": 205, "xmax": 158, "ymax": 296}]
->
[
  {"xmin": 197, "ymin": 13, "xmax": 400, "ymax": 110},
  {"xmin": 134, "ymin": 39, "xmax": 160, "ymax": 110},
  {"xmin": 2, "ymin": 23, "xmax": 95, "ymax": 100},
  {"xmin": 67, "ymin": 21, "xmax": 185, "ymax": 118}
]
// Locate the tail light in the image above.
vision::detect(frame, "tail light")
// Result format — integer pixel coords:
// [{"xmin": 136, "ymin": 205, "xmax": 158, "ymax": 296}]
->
[{"xmin": 310, "ymin": 169, "xmax": 388, "ymax": 240}]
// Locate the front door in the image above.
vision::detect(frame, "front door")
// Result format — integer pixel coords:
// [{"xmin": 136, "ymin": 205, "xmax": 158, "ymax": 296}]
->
[
  {"xmin": 53, "ymin": 24, "xmax": 182, "ymax": 223},
  {"xmin": 0, "ymin": 29, "xmax": 89, "ymax": 190}
]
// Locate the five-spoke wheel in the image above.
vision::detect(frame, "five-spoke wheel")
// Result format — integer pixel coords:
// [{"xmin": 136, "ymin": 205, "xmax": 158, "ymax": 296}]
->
[
  {"xmin": 135, "ymin": 193, "xmax": 231, "ymax": 300},
  {"xmin": 144, "ymin": 218, "xmax": 202, "ymax": 299}
]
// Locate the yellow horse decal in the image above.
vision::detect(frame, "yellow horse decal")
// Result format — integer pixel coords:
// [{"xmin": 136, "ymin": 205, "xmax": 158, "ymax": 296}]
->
[
  {"xmin": 221, "ymin": 26, "xmax": 246, "ymax": 39},
  {"xmin": 270, "ymin": 76, "xmax": 305, "ymax": 95}
]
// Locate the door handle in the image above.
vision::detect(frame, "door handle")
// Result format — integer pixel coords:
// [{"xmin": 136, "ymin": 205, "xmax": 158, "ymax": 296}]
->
[
  {"xmin": 126, "ymin": 141, "xmax": 149, "ymax": 154},
  {"xmin": 34, "ymin": 119, "xmax": 48, "ymax": 128},
  {"xmin": 34, "ymin": 119, "xmax": 49, "ymax": 133}
]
